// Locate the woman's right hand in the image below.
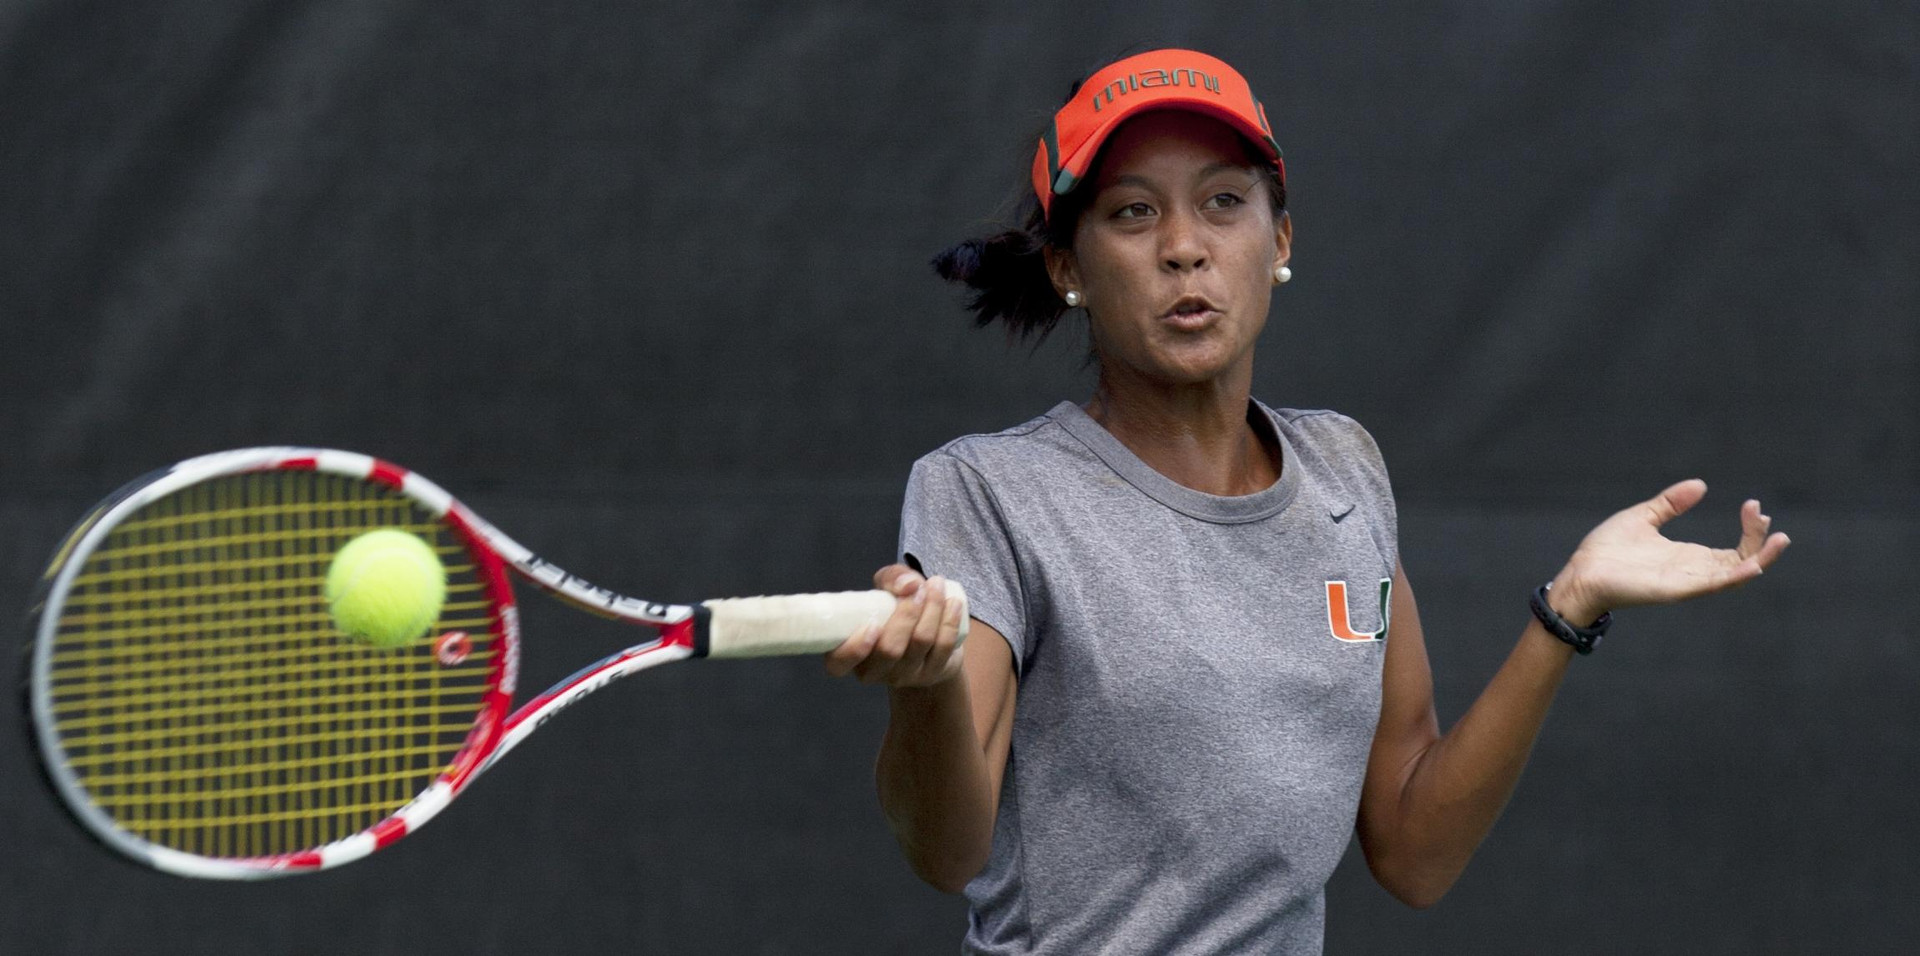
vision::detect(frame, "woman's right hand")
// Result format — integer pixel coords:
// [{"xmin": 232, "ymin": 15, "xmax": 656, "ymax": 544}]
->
[{"xmin": 824, "ymin": 564, "xmax": 969, "ymax": 688}]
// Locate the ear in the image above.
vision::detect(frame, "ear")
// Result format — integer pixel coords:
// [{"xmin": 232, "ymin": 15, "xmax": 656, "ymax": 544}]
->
[
  {"xmin": 1271, "ymin": 210, "xmax": 1293, "ymax": 275},
  {"xmin": 1042, "ymin": 245, "xmax": 1081, "ymax": 303}
]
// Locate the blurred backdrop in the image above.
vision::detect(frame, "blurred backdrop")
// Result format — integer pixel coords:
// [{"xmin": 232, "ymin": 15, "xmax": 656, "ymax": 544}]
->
[{"xmin": 2, "ymin": 1, "xmax": 1914, "ymax": 953}]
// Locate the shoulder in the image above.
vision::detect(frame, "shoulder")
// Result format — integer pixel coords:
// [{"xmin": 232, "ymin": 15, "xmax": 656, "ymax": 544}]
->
[
  {"xmin": 1262, "ymin": 403, "xmax": 1399, "ymax": 562},
  {"xmin": 1261, "ymin": 402, "xmax": 1396, "ymax": 516},
  {"xmin": 1265, "ymin": 406, "xmax": 1385, "ymax": 460},
  {"xmin": 910, "ymin": 403, "xmax": 1091, "ymax": 486},
  {"xmin": 1262, "ymin": 405, "xmax": 1390, "ymax": 480}
]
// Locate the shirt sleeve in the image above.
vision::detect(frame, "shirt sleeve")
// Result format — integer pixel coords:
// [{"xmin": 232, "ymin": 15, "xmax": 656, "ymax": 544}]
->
[{"xmin": 898, "ymin": 448, "xmax": 1030, "ymax": 668}]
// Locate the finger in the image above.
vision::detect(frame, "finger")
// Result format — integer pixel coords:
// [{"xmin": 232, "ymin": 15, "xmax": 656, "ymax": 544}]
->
[
  {"xmin": 1735, "ymin": 499, "xmax": 1769, "ymax": 556},
  {"xmin": 1714, "ymin": 530, "xmax": 1792, "ymax": 590},
  {"xmin": 852, "ymin": 638, "xmax": 899, "ymax": 684},
  {"xmin": 1641, "ymin": 479, "xmax": 1708, "ymax": 528},
  {"xmin": 1746, "ymin": 531, "xmax": 1791, "ymax": 573},
  {"xmin": 856, "ymin": 582, "xmax": 927, "ymax": 683},
  {"xmin": 897, "ymin": 576, "xmax": 950, "ymax": 677},
  {"xmin": 874, "ymin": 563, "xmax": 924, "ymax": 597},
  {"xmin": 926, "ymin": 589, "xmax": 969, "ymax": 678},
  {"xmin": 823, "ymin": 622, "xmax": 879, "ymax": 678}
]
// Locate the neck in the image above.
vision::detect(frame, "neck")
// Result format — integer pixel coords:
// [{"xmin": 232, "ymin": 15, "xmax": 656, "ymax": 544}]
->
[{"xmin": 1083, "ymin": 364, "xmax": 1280, "ymax": 497}]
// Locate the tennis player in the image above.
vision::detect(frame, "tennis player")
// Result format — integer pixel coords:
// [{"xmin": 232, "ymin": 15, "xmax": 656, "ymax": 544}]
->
[{"xmin": 825, "ymin": 48, "xmax": 1790, "ymax": 954}]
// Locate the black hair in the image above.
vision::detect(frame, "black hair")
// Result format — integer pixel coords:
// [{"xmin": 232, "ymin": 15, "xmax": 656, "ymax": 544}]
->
[
  {"xmin": 931, "ymin": 122, "xmax": 1287, "ymax": 343},
  {"xmin": 929, "ymin": 189, "xmax": 1089, "ymax": 343}
]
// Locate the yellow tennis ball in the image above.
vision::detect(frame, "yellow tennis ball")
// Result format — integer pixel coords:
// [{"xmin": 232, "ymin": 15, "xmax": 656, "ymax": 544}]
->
[{"xmin": 325, "ymin": 529, "xmax": 447, "ymax": 649}]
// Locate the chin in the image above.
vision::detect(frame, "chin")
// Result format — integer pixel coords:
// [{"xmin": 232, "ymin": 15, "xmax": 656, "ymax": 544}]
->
[
  {"xmin": 1139, "ymin": 360, "xmax": 1239, "ymax": 387},
  {"xmin": 1145, "ymin": 345, "xmax": 1246, "ymax": 384}
]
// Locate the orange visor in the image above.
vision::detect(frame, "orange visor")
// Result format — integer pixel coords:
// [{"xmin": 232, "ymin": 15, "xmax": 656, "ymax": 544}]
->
[{"xmin": 1031, "ymin": 49, "xmax": 1284, "ymax": 220}]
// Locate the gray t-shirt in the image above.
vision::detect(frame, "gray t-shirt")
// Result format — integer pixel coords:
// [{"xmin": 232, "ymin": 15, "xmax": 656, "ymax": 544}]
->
[{"xmin": 899, "ymin": 400, "xmax": 1397, "ymax": 955}]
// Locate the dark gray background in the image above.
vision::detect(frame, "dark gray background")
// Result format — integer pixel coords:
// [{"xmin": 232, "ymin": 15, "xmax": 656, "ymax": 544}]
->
[{"xmin": 3, "ymin": 1, "xmax": 1914, "ymax": 953}]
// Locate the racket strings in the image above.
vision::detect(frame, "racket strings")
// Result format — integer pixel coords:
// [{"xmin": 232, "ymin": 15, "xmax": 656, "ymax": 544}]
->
[{"xmin": 45, "ymin": 471, "xmax": 499, "ymax": 859}]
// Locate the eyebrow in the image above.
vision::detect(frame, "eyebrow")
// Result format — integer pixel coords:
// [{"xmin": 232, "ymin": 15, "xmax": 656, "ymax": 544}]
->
[{"xmin": 1106, "ymin": 162, "xmax": 1257, "ymax": 191}]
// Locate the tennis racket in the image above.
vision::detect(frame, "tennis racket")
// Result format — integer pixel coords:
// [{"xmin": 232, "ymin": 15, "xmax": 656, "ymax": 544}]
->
[{"xmin": 27, "ymin": 446, "xmax": 965, "ymax": 880}]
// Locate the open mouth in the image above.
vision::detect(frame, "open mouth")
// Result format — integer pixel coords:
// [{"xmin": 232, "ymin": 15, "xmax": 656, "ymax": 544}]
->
[{"xmin": 1162, "ymin": 295, "xmax": 1219, "ymax": 326}]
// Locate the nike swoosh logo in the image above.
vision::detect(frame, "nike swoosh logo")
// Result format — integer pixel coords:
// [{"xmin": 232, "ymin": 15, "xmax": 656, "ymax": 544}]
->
[{"xmin": 1330, "ymin": 503, "xmax": 1355, "ymax": 522}]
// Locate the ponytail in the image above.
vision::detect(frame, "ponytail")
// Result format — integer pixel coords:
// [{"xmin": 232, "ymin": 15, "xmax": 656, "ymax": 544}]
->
[{"xmin": 930, "ymin": 195, "xmax": 1081, "ymax": 342}]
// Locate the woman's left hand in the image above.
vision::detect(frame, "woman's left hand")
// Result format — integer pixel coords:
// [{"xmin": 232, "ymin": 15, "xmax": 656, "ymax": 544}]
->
[{"xmin": 1547, "ymin": 479, "xmax": 1791, "ymax": 624}]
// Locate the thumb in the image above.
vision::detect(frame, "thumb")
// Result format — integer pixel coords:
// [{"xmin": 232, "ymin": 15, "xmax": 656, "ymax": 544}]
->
[
  {"xmin": 872, "ymin": 563, "xmax": 924, "ymax": 597},
  {"xmin": 1640, "ymin": 479, "xmax": 1708, "ymax": 528}
]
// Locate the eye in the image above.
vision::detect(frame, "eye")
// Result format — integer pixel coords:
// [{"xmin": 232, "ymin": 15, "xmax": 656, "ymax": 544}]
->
[
  {"xmin": 1202, "ymin": 191, "xmax": 1248, "ymax": 210},
  {"xmin": 1113, "ymin": 201, "xmax": 1155, "ymax": 219}
]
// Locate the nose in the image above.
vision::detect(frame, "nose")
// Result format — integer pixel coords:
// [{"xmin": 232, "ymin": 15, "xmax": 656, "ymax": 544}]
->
[{"xmin": 1160, "ymin": 208, "xmax": 1207, "ymax": 273}]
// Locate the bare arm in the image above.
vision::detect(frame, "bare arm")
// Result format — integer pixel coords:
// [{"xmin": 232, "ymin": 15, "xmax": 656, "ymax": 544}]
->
[
  {"xmin": 1357, "ymin": 481, "xmax": 1790, "ymax": 907},
  {"xmin": 1355, "ymin": 563, "xmax": 1576, "ymax": 906},
  {"xmin": 824, "ymin": 564, "xmax": 1016, "ymax": 893}
]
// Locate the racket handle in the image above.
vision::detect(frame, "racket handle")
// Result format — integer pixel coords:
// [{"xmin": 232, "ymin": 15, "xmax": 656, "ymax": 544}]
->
[{"xmin": 700, "ymin": 584, "xmax": 968, "ymax": 659}]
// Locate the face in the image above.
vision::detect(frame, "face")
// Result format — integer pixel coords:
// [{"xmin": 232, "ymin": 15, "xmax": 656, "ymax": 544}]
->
[{"xmin": 1046, "ymin": 111, "xmax": 1291, "ymax": 389}]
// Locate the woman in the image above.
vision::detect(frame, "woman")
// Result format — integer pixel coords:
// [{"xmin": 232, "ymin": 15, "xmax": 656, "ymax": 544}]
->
[{"xmin": 824, "ymin": 49, "xmax": 1789, "ymax": 954}]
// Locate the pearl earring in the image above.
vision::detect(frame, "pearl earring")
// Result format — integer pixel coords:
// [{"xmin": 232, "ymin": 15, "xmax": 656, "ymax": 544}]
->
[
  {"xmin": 1064, "ymin": 290, "xmax": 1082, "ymax": 307},
  {"xmin": 1274, "ymin": 266, "xmax": 1292, "ymax": 285}
]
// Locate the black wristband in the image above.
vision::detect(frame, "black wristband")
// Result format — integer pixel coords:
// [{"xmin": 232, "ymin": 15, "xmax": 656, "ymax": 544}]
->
[{"xmin": 1529, "ymin": 582, "xmax": 1611, "ymax": 655}]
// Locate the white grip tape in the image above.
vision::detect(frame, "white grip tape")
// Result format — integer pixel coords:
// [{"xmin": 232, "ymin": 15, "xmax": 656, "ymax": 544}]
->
[{"xmin": 702, "ymin": 584, "xmax": 969, "ymax": 659}]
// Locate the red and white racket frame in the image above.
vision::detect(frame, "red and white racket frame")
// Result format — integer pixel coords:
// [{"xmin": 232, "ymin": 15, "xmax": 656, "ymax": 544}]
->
[{"xmin": 31, "ymin": 447, "xmax": 937, "ymax": 880}]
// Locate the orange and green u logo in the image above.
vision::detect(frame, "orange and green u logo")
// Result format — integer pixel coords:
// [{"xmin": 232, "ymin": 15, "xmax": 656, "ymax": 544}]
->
[{"xmin": 1326, "ymin": 578, "xmax": 1392, "ymax": 643}]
